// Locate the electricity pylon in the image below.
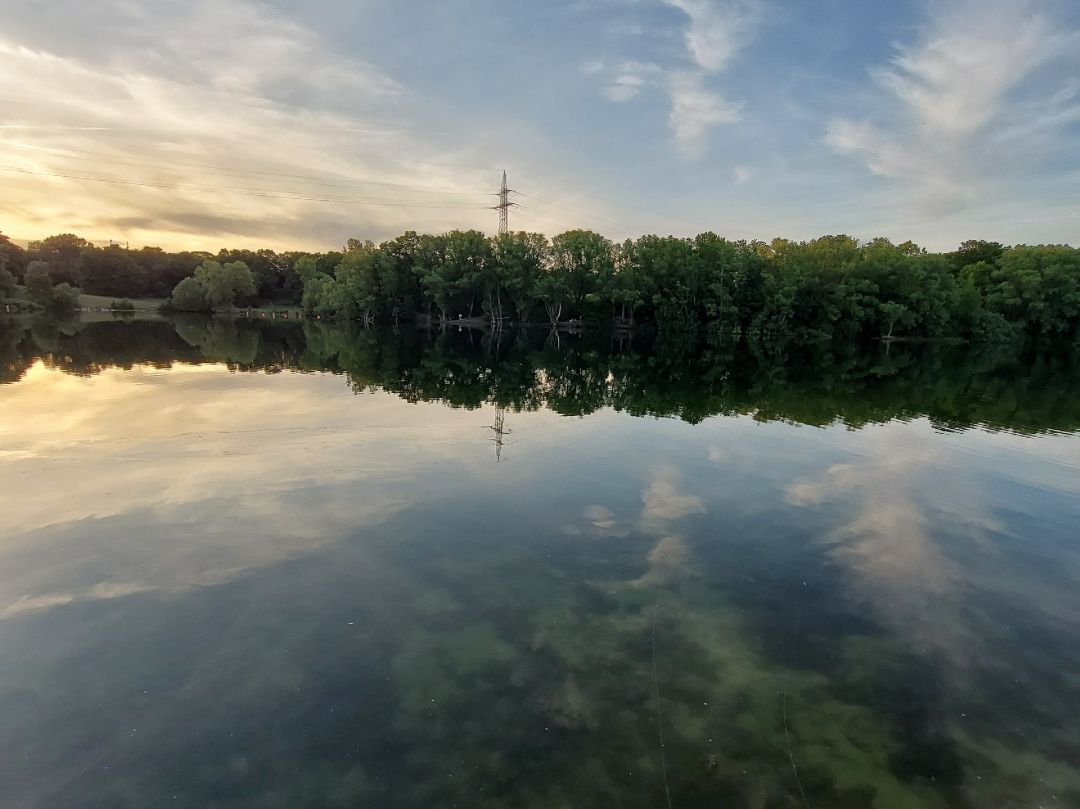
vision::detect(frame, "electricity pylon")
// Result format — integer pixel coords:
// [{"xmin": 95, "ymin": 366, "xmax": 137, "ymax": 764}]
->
[
  {"xmin": 492, "ymin": 170, "xmax": 517, "ymax": 235},
  {"xmin": 484, "ymin": 404, "xmax": 514, "ymax": 462}
]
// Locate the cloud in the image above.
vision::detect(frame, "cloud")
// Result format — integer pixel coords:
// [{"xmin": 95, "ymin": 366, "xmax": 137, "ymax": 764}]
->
[
  {"xmin": 783, "ymin": 424, "xmax": 1012, "ymax": 667},
  {"xmin": 583, "ymin": 0, "xmax": 760, "ymax": 154},
  {"xmin": 0, "ymin": 360, "xmax": 514, "ymax": 619},
  {"xmin": 660, "ymin": 0, "xmax": 761, "ymax": 72},
  {"xmin": 0, "ymin": 0, "xmax": 497, "ymax": 249},
  {"xmin": 605, "ymin": 73, "xmax": 647, "ymax": 101},
  {"xmin": 827, "ymin": 0, "xmax": 1080, "ymax": 209},
  {"xmin": 584, "ymin": 504, "xmax": 618, "ymax": 529},
  {"xmin": 668, "ymin": 71, "xmax": 743, "ymax": 152}
]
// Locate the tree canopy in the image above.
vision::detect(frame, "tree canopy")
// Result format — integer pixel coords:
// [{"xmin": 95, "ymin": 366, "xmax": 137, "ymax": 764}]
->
[
  {"xmin": 292, "ymin": 231, "xmax": 1080, "ymax": 344},
  {"xmin": 168, "ymin": 260, "xmax": 257, "ymax": 312},
  {"xmin": 7, "ymin": 229, "xmax": 1079, "ymax": 344}
]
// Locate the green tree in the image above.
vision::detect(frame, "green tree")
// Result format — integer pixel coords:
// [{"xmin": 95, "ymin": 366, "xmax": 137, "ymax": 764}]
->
[
  {"xmin": 335, "ymin": 242, "xmax": 380, "ymax": 324},
  {"xmin": 550, "ymin": 230, "xmax": 613, "ymax": 317},
  {"xmin": 24, "ymin": 261, "xmax": 54, "ymax": 303},
  {"xmin": 49, "ymin": 283, "xmax": 81, "ymax": 316},
  {"xmin": 78, "ymin": 245, "xmax": 150, "ymax": 297},
  {"xmin": 193, "ymin": 260, "xmax": 257, "ymax": 311},
  {"xmin": 879, "ymin": 302, "xmax": 913, "ymax": 338},
  {"xmin": 494, "ymin": 231, "xmax": 549, "ymax": 323},
  {"xmin": 0, "ymin": 267, "xmax": 16, "ymax": 299},
  {"xmin": 170, "ymin": 277, "xmax": 211, "ymax": 312},
  {"xmin": 0, "ymin": 233, "xmax": 27, "ymax": 280},
  {"xmin": 27, "ymin": 234, "xmax": 89, "ymax": 285}
]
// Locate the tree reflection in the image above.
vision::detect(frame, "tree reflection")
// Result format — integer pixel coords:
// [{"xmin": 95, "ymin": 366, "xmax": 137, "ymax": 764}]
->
[{"xmin": 2, "ymin": 316, "xmax": 1078, "ymax": 434}]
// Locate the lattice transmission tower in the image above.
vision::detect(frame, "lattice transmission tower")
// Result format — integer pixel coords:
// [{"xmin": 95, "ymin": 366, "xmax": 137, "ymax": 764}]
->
[{"xmin": 492, "ymin": 170, "xmax": 517, "ymax": 235}]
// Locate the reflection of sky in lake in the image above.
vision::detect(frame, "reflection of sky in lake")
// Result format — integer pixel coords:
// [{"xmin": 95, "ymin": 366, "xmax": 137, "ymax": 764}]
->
[{"xmin": 2, "ymin": 359, "xmax": 1079, "ymax": 808}]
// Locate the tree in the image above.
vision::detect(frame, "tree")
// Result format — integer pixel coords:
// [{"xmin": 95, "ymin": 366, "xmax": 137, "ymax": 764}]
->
[
  {"xmin": 953, "ymin": 240, "xmax": 1004, "ymax": 270},
  {"xmin": 193, "ymin": 260, "xmax": 257, "ymax": 311},
  {"xmin": 24, "ymin": 262, "xmax": 54, "ymax": 303},
  {"xmin": 78, "ymin": 245, "xmax": 150, "ymax": 297},
  {"xmin": 294, "ymin": 255, "xmax": 322, "ymax": 284},
  {"xmin": 282, "ymin": 226, "xmax": 1076, "ymax": 344},
  {"xmin": 135, "ymin": 247, "xmax": 201, "ymax": 297},
  {"xmin": 0, "ymin": 233, "xmax": 27, "ymax": 280},
  {"xmin": 49, "ymin": 283, "xmax": 81, "ymax": 316},
  {"xmin": 27, "ymin": 234, "xmax": 89, "ymax": 285},
  {"xmin": 534, "ymin": 267, "xmax": 569, "ymax": 327},
  {"xmin": 494, "ymin": 232, "xmax": 549, "ymax": 323},
  {"xmin": 415, "ymin": 234, "xmax": 456, "ymax": 321},
  {"xmin": 550, "ymin": 230, "xmax": 613, "ymax": 316},
  {"xmin": 335, "ymin": 243, "xmax": 380, "ymax": 324},
  {"xmin": 170, "ymin": 277, "xmax": 211, "ymax": 312},
  {"xmin": 879, "ymin": 302, "xmax": 913, "ymax": 338},
  {"xmin": 0, "ymin": 267, "xmax": 16, "ymax": 298},
  {"xmin": 23, "ymin": 261, "xmax": 80, "ymax": 315}
]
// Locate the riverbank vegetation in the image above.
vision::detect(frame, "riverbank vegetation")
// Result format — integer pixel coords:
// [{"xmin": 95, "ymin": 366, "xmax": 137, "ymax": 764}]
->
[{"xmin": 3, "ymin": 229, "xmax": 1078, "ymax": 341}]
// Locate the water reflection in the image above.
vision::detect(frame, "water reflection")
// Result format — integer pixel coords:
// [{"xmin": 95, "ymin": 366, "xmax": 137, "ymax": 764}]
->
[
  {"xmin": 3, "ymin": 315, "xmax": 1080, "ymax": 434},
  {"xmin": 0, "ymin": 317, "xmax": 1078, "ymax": 808}
]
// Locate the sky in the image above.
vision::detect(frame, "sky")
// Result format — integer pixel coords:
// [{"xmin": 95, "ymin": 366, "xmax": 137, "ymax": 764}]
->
[{"xmin": 1, "ymin": 0, "xmax": 1078, "ymax": 252}]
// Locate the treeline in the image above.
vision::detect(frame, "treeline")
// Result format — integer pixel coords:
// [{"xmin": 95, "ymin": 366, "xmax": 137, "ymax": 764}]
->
[
  {"xmin": 0, "ymin": 232, "xmax": 317, "ymax": 304},
  {"xmin": 4, "ymin": 229, "xmax": 1079, "ymax": 342},
  {"xmin": 5, "ymin": 317, "xmax": 1079, "ymax": 434},
  {"xmin": 297, "ymin": 231, "xmax": 1080, "ymax": 342}
]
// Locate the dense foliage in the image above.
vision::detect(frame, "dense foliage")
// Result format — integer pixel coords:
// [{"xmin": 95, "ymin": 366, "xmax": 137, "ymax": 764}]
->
[
  {"xmin": 164, "ymin": 260, "xmax": 258, "ymax": 312},
  {"xmin": 2, "ymin": 228, "xmax": 1078, "ymax": 341},
  {"xmin": 0, "ymin": 232, "xmax": 310, "ymax": 304},
  {"xmin": 22, "ymin": 261, "xmax": 80, "ymax": 316},
  {"xmin": 299, "ymin": 231, "xmax": 1079, "ymax": 342}
]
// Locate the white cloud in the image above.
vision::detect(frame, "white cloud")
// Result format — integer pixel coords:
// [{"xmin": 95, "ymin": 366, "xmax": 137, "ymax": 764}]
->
[
  {"xmin": 827, "ymin": 0, "xmax": 1080, "ymax": 210},
  {"xmin": 0, "ymin": 0, "xmax": 498, "ymax": 249},
  {"xmin": 586, "ymin": 1, "xmax": 760, "ymax": 154},
  {"xmin": 641, "ymin": 465, "xmax": 705, "ymax": 525},
  {"xmin": 668, "ymin": 71, "xmax": 742, "ymax": 152},
  {"xmin": 605, "ymin": 73, "xmax": 647, "ymax": 101},
  {"xmin": 661, "ymin": 0, "xmax": 761, "ymax": 73}
]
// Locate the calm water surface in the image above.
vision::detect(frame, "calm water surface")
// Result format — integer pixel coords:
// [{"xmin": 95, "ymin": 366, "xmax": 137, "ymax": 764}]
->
[{"xmin": 1, "ymin": 318, "xmax": 1079, "ymax": 808}]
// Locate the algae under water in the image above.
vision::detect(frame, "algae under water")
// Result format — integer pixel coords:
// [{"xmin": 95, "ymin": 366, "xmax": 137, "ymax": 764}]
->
[{"xmin": 1, "ymin": 317, "xmax": 1078, "ymax": 808}]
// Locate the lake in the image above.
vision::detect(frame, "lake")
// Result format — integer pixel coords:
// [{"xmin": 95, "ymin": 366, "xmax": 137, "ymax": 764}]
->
[{"xmin": 2, "ymin": 317, "xmax": 1079, "ymax": 809}]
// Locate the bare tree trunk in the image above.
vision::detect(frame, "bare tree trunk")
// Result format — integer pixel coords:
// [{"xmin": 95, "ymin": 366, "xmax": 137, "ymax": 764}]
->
[{"xmin": 545, "ymin": 301, "xmax": 562, "ymax": 327}]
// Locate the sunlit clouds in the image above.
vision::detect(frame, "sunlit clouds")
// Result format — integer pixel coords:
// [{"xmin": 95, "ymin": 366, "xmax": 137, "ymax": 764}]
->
[{"xmin": 1, "ymin": 0, "xmax": 1078, "ymax": 250}]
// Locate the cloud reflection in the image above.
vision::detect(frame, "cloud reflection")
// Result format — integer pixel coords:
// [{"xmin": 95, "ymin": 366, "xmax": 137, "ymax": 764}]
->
[
  {"xmin": 784, "ymin": 424, "xmax": 1006, "ymax": 663},
  {"xmin": 0, "ymin": 361, "xmax": 509, "ymax": 619}
]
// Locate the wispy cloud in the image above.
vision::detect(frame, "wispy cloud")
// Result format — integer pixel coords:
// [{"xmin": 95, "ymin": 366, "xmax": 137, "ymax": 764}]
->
[
  {"xmin": 584, "ymin": 0, "xmax": 762, "ymax": 153},
  {"xmin": 661, "ymin": 0, "xmax": 761, "ymax": 72},
  {"xmin": 590, "ymin": 60, "xmax": 664, "ymax": 102},
  {"xmin": 0, "ymin": 0, "xmax": 497, "ymax": 249},
  {"xmin": 827, "ymin": 0, "xmax": 1080, "ymax": 210},
  {"xmin": 668, "ymin": 70, "xmax": 743, "ymax": 154}
]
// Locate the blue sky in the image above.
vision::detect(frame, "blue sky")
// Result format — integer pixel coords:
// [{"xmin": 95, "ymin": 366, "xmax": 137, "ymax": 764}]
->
[{"xmin": 1, "ymin": 0, "xmax": 1078, "ymax": 251}]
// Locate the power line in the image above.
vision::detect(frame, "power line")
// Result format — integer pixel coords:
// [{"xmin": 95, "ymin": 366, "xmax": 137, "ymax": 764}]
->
[{"xmin": 0, "ymin": 165, "xmax": 490, "ymax": 209}]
